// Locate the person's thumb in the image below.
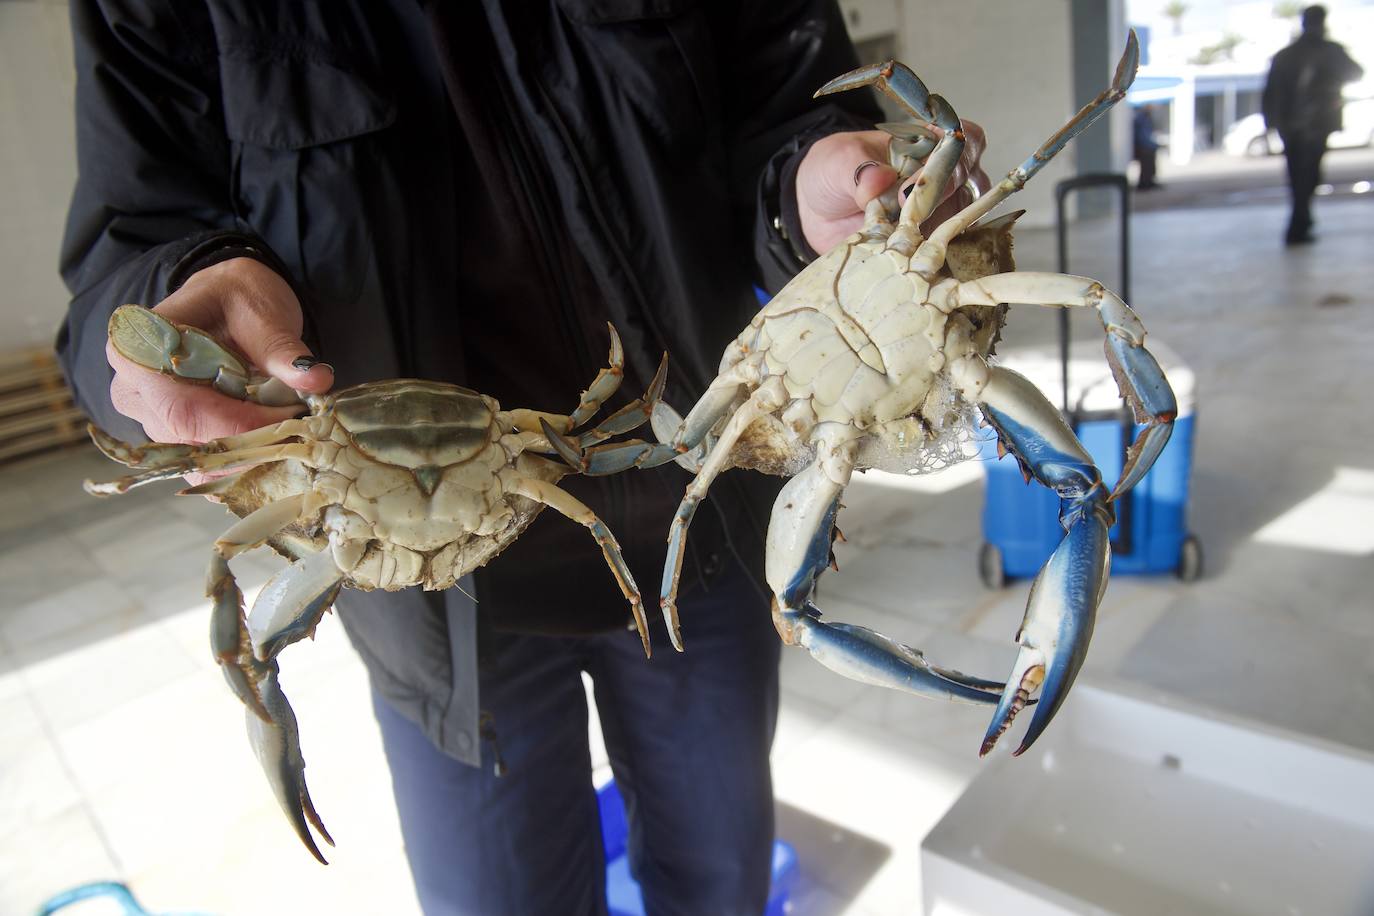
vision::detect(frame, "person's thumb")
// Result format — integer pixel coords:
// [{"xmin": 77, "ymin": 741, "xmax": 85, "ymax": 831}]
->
[
  {"xmin": 232, "ymin": 317, "xmax": 334, "ymax": 395},
  {"xmin": 208, "ymin": 259, "xmax": 334, "ymax": 394}
]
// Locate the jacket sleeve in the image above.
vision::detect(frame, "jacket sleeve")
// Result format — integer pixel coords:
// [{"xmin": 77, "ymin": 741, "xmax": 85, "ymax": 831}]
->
[
  {"xmin": 715, "ymin": 2, "xmax": 882, "ymax": 292},
  {"xmin": 58, "ymin": 0, "xmax": 292, "ymax": 442}
]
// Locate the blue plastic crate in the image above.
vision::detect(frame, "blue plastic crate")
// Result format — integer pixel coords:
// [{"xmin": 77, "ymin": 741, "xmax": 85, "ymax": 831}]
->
[{"xmin": 598, "ymin": 780, "xmax": 797, "ymax": 916}]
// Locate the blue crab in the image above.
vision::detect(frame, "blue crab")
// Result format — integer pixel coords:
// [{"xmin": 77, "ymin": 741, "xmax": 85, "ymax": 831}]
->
[
  {"xmin": 85, "ymin": 305, "xmax": 664, "ymax": 861},
  {"xmin": 548, "ymin": 34, "xmax": 1175, "ymax": 756}
]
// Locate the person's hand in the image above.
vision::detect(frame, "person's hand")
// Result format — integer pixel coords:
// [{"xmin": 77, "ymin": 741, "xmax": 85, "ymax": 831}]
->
[
  {"xmin": 107, "ymin": 257, "xmax": 334, "ymax": 445},
  {"xmin": 795, "ymin": 121, "xmax": 990, "ymax": 255}
]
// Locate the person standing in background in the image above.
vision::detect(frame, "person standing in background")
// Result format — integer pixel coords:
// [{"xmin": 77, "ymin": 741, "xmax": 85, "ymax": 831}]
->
[
  {"xmin": 1132, "ymin": 104, "xmax": 1162, "ymax": 191},
  {"xmin": 1262, "ymin": 4, "xmax": 1363, "ymax": 245}
]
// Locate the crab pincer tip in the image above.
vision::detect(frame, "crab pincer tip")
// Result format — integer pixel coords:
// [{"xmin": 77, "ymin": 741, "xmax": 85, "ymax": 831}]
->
[
  {"xmin": 1115, "ymin": 31, "xmax": 1141, "ymax": 93},
  {"xmin": 539, "ymin": 418, "xmax": 586, "ymax": 472}
]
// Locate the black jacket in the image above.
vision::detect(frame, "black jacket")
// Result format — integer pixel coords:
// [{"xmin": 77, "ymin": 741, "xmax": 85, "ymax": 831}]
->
[
  {"xmin": 1263, "ymin": 32, "xmax": 1364, "ymax": 137},
  {"xmin": 59, "ymin": 0, "xmax": 878, "ymax": 764}
]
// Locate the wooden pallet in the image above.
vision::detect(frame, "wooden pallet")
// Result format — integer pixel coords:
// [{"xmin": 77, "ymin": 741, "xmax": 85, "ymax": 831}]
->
[{"xmin": 0, "ymin": 348, "xmax": 90, "ymax": 465}]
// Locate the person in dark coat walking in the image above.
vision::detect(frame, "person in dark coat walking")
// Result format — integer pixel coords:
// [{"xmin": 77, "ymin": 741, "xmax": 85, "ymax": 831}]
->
[
  {"xmin": 58, "ymin": 2, "xmax": 987, "ymax": 913},
  {"xmin": 1262, "ymin": 4, "xmax": 1364, "ymax": 245}
]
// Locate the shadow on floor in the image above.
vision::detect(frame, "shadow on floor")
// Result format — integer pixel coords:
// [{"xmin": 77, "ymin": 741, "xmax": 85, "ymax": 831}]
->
[{"xmin": 777, "ymin": 800, "xmax": 892, "ymax": 914}]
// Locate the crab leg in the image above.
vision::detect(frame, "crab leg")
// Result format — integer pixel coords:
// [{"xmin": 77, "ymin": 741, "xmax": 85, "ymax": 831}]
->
[
  {"xmin": 544, "ymin": 365, "xmax": 748, "ymax": 476},
  {"xmin": 572, "ymin": 353, "xmax": 669, "ymax": 446},
  {"xmin": 240, "ymin": 544, "xmax": 349, "ymax": 862},
  {"xmin": 957, "ymin": 364, "xmax": 1114, "ymax": 755},
  {"xmin": 816, "ymin": 61, "xmax": 965, "ymax": 237},
  {"xmin": 954, "ymin": 272, "xmax": 1177, "ymax": 497},
  {"xmin": 501, "ymin": 473, "xmax": 650, "ymax": 656},
  {"xmin": 567, "ymin": 323, "xmax": 627, "ymax": 427},
  {"xmin": 86, "ymin": 419, "xmax": 314, "ymax": 471},
  {"xmin": 912, "ymin": 31, "xmax": 1139, "ymax": 275},
  {"xmin": 107, "ymin": 305, "xmax": 304, "ymax": 407},
  {"xmin": 207, "ymin": 494, "xmax": 309, "ymax": 719},
  {"xmin": 248, "ymin": 662, "xmax": 335, "ymax": 864},
  {"xmin": 768, "ymin": 426, "xmax": 1005, "ymax": 703},
  {"xmin": 201, "ymin": 494, "xmax": 339, "ymax": 862},
  {"xmin": 658, "ymin": 377, "xmax": 787, "ymax": 650},
  {"xmin": 514, "ymin": 354, "xmax": 666, "ymax": 458},
  {"xmin": 83, "ymin": 442, "xmax": 317, "ymax": 496}
]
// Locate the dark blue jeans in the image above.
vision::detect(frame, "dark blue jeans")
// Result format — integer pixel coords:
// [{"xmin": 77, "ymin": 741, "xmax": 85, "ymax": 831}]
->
[{"xmin": 372, "ymin": 570, "xmax": 781, "ymax": 916}]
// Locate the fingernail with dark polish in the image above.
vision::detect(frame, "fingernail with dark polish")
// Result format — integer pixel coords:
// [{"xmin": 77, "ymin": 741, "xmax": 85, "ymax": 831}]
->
[{"xmin": 292, "ymin": 356, "xmax": 319, "ymax": 371}]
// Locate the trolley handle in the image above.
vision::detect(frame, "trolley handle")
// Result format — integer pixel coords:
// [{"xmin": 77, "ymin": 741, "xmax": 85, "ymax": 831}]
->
[{"xmin": 1053, "ymin": 172, "xmax": 1132, "ymax": 417}]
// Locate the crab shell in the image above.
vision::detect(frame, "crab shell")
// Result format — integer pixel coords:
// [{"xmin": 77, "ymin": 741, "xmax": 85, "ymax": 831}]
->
[
  {"xmin": 209, "ymin": 380, "xmax": 563, "ymax": 592},
  {"xmin": 724, "ymin": 216, "xmax": 1016, "ymax": 477}
]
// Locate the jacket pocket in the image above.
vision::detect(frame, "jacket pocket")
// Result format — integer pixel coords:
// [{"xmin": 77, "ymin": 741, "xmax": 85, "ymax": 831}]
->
[{"xmin": 219, "ymin": 49, "xmax": 396, "ymax": 306}]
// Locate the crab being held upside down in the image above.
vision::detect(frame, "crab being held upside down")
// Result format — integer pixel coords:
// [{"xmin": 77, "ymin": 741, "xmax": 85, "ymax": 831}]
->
[
  {"xmin": 84, "ymin": 305, "xmax": 665, "ymax": 862},
  {"xmin": 549, "ymin": 33, "xmax": 1175, "ymax": 756}
]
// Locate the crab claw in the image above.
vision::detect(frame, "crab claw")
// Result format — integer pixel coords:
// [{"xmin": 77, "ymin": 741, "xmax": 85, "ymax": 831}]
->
[
  {"xmin": 1104, "ymin": 333, "xmax": 1177, "ymax": 500},
  {"xmin": 963, "ymin": 365, "xmax": 1122, "ymax": 755},
  {"xmin": 815, "ymin": 60, "xmax": 936, "ymax": 124},
  {"xmin": 781, "ymin": 603, "xmax": 1008, "ymax": 704},
  {"xmin": 107, "ymin": 304, "xmax": 302, "ymax": 407},
  {"xmin": 980, "ymin": 498, "xmax": 1110, "ymax": 757},
  {"xmin": 247, "ymin": 662, "xmax": 335, "ymax": 864}
]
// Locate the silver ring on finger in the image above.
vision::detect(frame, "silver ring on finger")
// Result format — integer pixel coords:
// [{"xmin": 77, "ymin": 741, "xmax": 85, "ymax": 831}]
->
[{"xmin": 853, "ymin": 160, "xmax": 883, "ymax": 186}]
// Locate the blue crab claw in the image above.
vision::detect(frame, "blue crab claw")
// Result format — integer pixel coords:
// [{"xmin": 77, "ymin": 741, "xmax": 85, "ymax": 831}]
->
[
  {"xmin": 107, "ymin": 304, "xmax": 303, "ymax": 407},
  {"xmin": 226, "ymin": 547, "xmax": 345, "ymax": 861},
  {"xmin": 247, "ymin": 661, "xmax": 335, "ymax": 864},
  {"xmin": 980, "ymin": 500, "xmax": 1111, "ymax": 757},
  {"xmin": 248, "ymin": 547, "xmax": 346, "ymax": 663},
  {"xmin": 815, "ymin": 59, "xmax": 936, "ymax": 124},
  {"xmin": 763, "ymin": 454, "xmax": 1012, "ymax": 707},
  {"xmin": 1104, "ymin": 333, "xmax": 1177, "ymax": 499},
  {"xmin": 782, "ymin": 603, "xmax": 1008, "ymax": 704},
  {"xmin": 970, "ymin": 366, "xmax": 1118, "ymax": 756}
]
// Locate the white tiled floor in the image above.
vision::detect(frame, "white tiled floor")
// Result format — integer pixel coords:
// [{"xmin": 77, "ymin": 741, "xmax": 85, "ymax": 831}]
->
[{"xmin": 2, "ymin": 191, "xmax": 1372, "ymax": 915}]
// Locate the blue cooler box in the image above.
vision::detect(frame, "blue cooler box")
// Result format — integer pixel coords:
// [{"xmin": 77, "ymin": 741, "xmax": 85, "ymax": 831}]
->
[{"xmin": 978, "ymin": 340, "xmax": 1200, "ymax": 584}]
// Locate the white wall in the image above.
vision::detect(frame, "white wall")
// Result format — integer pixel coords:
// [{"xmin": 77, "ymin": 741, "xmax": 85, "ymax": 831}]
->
[
  {"xmin": 895, "ymin": 0, "xmax": 1082, "ymax": 228},
  {"xmin": 0, "ymin": 0, "xmax": 77, "ymax": 352}
]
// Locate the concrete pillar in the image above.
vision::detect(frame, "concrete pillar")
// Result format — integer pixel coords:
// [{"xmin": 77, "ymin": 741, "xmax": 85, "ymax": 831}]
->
[
  {"xmin": 1170, "ymin": 75, "xmax": 1196, "ymax": 164},
  {"xmin": 1069, "ymin": 0, "xmax": 1133, "ymax": 217}
]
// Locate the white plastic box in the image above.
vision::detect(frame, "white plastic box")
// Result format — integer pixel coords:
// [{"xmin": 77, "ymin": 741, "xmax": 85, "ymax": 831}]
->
[{"xmin": 921, "ymin": 681, "xmax": 1374, "ymax": 915}]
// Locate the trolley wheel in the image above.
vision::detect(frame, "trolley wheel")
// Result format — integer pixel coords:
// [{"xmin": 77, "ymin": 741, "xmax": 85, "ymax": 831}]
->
[
  {"xmin": 1176, "ymin": 534, "xmax": 1203, "ymax": 583},
  {"xmin": 978, "ymin": 542, "xmax": 1005, "ymax": 590}
]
